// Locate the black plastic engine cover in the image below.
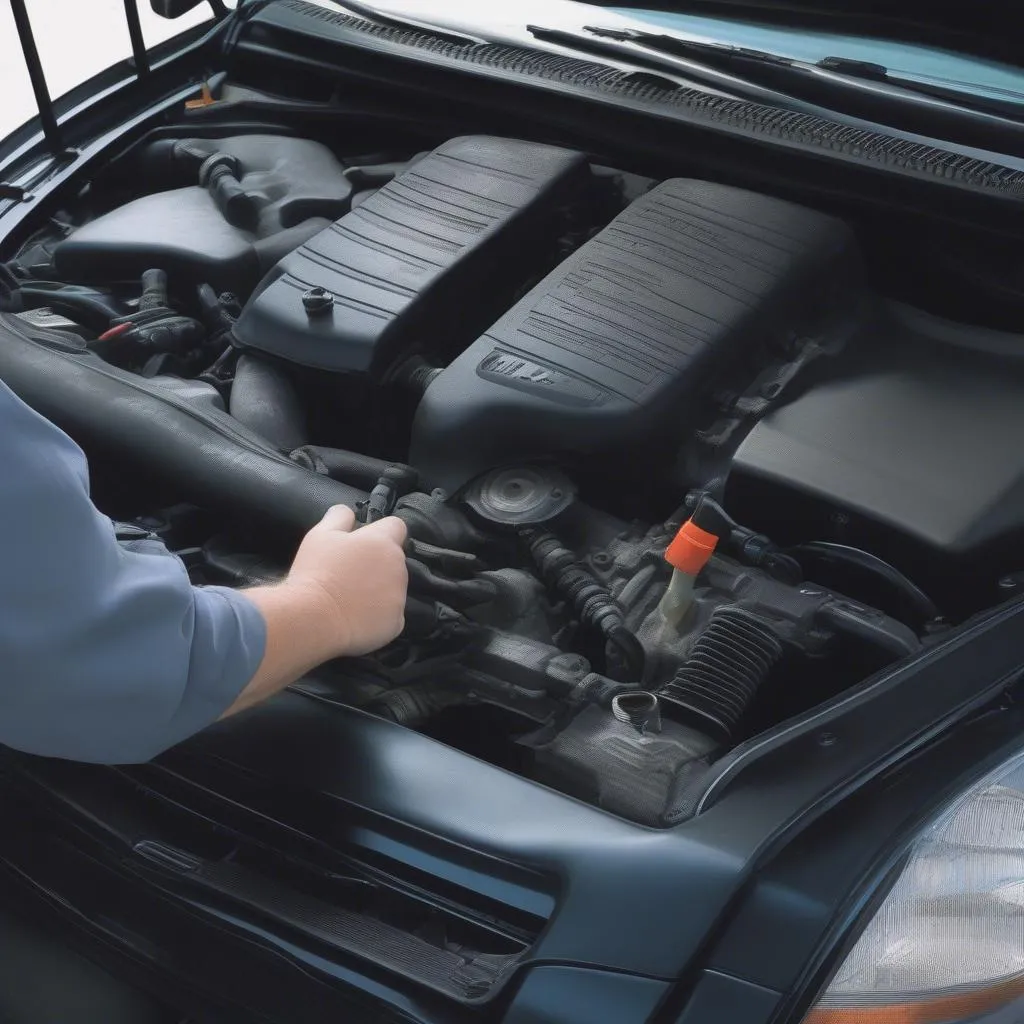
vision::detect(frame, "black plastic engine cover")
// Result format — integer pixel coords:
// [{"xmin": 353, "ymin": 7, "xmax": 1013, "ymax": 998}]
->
[
  {"xmin": 54, "ymin": 135, "xmax": 354, "ymax": 295},
  {"xmin": 231, "ymin": 136, "xmax": 588, "ymax": 376},
  {"xmin": 411, "ymin": 178, "xmax": 857, "ymax": 492},
  {"xmin": 726, "ymin": 308, "xmax": 1024, "ymax": 610}
]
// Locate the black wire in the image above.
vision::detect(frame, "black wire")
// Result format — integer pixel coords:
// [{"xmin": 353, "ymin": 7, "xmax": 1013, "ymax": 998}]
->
[
  {"xmin": 606, "ymin": 626, "xmax": 646, "ymax": 682},
  {"xmin": 788, "ymin": 541, "xmax": 941, "ymax": 623},
  {"xmin": 521, "ymin": 527, "xmax": 645, "ymax": 683}
]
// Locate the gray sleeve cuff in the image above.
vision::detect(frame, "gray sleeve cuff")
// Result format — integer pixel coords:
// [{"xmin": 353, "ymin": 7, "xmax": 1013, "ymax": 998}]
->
[
  {"xmin": 0, "ymin": 378, "xmax": 269, "ymax": 764},
  {"xmin": 170, "ymin": 586, "xmax": 268, "ymax": 737}
]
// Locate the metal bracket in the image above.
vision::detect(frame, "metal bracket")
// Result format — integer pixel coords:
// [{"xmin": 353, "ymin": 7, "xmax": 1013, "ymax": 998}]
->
[{"xmin": 0, "ymin": 184, "xmax": 30, "ymax": 202}]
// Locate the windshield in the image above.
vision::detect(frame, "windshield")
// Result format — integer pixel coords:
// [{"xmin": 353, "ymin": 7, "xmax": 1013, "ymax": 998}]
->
[{"xmin": 610, "ymin": 7, "xmax": 1024, "ymax": 107}]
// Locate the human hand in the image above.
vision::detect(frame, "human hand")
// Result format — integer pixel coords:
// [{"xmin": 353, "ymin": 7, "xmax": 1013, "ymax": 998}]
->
[{"xmin": 286, "ymin": 505, "xmax": 409, "ymax": 658}]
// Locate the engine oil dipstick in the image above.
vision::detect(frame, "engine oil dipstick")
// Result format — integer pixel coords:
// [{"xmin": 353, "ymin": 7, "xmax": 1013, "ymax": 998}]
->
[{"xmin": 659, "ymin": 498, "xmax": 724, "ymax": 628}]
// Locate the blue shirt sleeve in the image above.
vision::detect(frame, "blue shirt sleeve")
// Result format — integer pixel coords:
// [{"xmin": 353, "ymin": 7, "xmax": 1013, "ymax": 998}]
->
[{"xmin": 0, "ymin": 380, "xmax": 267, "ymax": 764}]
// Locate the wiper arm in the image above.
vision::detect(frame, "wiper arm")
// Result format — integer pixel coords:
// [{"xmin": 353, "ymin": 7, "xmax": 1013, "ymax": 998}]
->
[
  {"xmin": 525, "ymin": 21, "xmax": 845, "ymax": 124},
  {"xmin": 334, "ymin": 0, "xmax": 482, "ymax": 46},
  {"xmin": 816, "ymin": 55, "xmax": 1024, "ymax": 121},
  {"xmin": 584, "ymin": 24, "xmax": 797, "ymax": 70},
  {"xmin": 527, "ymin": 23, "xmax": 1024, "ymax": 153},
  {"xmin": 583, "ymin": 24, "xmax": 1024, "ymax": 124}
]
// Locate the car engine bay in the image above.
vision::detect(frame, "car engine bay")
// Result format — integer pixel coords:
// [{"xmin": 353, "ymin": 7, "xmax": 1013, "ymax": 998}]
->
[{"xmin": 4, "ymin": 124, "xmax": 1024, "ymax": 830}]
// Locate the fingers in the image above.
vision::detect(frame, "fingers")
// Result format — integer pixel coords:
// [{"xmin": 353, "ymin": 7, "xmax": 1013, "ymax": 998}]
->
[
  {"xmin": 365, "ymin": 515, "xmax": 408, "ymax": 546},
  {"xmin": 318, "ymin": 504, "xmax": 356, "ymax": 532}
]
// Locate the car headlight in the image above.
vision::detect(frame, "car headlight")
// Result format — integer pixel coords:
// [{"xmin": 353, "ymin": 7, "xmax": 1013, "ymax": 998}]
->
[{"xmin": 805, "ymin": 747, "xmax": 1024, "ymax": 1024}]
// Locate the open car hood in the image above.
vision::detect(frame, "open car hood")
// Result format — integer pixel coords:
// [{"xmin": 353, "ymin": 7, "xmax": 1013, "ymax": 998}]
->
[{"xmin": 5, "ymin": 3, "xmax": 1024, "ymax": 1020}]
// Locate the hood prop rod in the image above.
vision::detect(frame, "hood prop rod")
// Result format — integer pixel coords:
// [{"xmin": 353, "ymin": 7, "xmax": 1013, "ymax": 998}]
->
[
  {"xmin": 8, "ymin": 0, "xmax": 151, "ymax": 162},
  {"xmin": 9, "ymin": 0, "xmax": 64, "ymax": 157},
  {"xmin": 123, "ymin": 0, "xmax": 151, "ymax": 77}
]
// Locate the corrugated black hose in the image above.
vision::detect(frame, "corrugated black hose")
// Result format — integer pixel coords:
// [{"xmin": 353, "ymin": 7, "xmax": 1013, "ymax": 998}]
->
[{"xmin": 658, "ymin": 607, "xmax": 782, "ymax": 739}]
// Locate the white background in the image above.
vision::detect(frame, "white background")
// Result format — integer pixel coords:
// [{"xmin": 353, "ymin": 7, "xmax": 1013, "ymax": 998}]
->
[{"xmin": 0, "ymin": 0, "xmax": 213, "ymax": 141}]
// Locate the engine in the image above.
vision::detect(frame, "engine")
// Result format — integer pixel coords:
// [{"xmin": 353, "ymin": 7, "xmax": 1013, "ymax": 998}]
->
[{"xmin": 4, "ymin": 131, "xmax": 1023, "ymax": 827}]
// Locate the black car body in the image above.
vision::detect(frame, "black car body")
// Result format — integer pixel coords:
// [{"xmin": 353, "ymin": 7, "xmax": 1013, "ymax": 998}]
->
[{"xmin": 3, "ymin": 2, "xmax": 1024, "ymax": 1022}]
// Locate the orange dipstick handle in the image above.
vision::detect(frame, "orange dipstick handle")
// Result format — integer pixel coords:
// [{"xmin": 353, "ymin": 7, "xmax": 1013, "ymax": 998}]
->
[{"xmin": 665, "ymin": 519, "xmax": 719, "ymax": 575}]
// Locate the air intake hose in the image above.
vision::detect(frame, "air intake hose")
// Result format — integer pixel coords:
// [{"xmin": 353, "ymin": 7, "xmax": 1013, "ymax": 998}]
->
[
  {"xmin": 0, "ymin": 314, "xmax": 367, "ymax": 538},
  {"xmin": 659, "ymin": 607, "xmax": 782, "ymax": 739},
  {"xmin": 368, "ymin": 683, "xmax": 462, "ymax": 726},
  {"xmin": 138, "ymin": 139, "xmax": 259, "ymax": 229},
  {"xmin": 290, "ymin": 446, "xmax": 418, "ymax": 493},
  {"xmin": 229, "ymin": 354, "xmax": 309, "ymax": 452}
]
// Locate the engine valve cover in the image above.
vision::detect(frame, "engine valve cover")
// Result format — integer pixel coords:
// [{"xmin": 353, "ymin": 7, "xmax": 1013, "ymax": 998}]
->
[
  {"xmin": 232, "ymin": 136, "xmax": 588, "ymax": 376},
  {"xmin": 412, "ymin": 178, "xmax": 857, "ymax": 491}
]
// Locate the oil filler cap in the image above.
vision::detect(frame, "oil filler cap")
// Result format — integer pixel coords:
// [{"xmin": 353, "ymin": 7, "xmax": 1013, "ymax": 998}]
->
[
  {"xmin": 463, "ymin": 466, "xmax": 576, "ymax": 527},
  {"xmin": 302, "ymin": 286, "xmax": 334, "ymax": 317}
]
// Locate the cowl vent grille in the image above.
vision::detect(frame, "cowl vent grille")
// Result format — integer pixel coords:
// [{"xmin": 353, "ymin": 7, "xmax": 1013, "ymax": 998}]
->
[{"xmin": 273, "ymin": 1, "xmax": 1024, "ymax": 196}]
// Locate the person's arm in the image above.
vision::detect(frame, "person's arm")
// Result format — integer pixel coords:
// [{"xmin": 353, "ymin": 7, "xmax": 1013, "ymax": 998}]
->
[
  {"xmin": 223, "ymin": 506, "xmax": 407, "ymax": 717},
  {"xmin": 0, "ymin": 380, "xmax": 407, "ymax": 764}
]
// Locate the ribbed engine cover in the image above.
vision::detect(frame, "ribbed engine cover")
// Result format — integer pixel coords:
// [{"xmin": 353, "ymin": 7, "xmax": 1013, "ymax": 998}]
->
[{"xmin": 412, "ymin": 178, "xmax": 858, "ymax": 492}]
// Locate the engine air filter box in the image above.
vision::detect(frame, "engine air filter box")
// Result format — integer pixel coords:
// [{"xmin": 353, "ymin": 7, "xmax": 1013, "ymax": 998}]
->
[{"xmin": 232, "ymin": 136, "xmax": 588, "ymax": 376}]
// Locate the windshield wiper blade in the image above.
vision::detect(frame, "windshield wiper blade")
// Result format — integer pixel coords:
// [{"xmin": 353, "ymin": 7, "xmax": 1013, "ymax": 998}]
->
[
  {"xmin": 335, "ymin": 0, "xmax": 481, "ymax": 46},
  {"xmin": 583, "ymin": 24, "xmax": 1024, "ymax": 123},
  {"xmin": 525, "ymin": 22, "xmax": 820, "ymax": 111},
  {"xmin": 816, "ymin": 55, "xmax": 1024, "ymax": 120},
  {"xmin": 530, "ymin": 21, "xmax": 1024, "ymax": 153},
  {"xmin": 528, "ymin": 22, "xmax": 933, "ymax": 124},
  {"xmin": 583, "ymin": 24, "xmax": 796, "ymax": 69}
]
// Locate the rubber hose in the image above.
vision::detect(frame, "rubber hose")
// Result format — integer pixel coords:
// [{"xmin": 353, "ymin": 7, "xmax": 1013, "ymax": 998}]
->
[
  {"xmin": 789, "ymin": 541, "xmax": 940, "ymax": 624},
  {"xmin": 290, "ymin": 445, "xmax": 418, "ymax": 493},
  {"xmin": 369, "ymin": 683, "xmax": 461, "ymax": 726},
  {"xmin": 607, "ymin": 627, "xmax": 647, "ymax": 684},
  {"xmin": 139, "ymin": 269, "xmax": 169, "ymax": 312},
  {"xmin": 0, "ymin": 314, "xmax": 367, "ymax": 538},
  {"xmin": 522, "ymin": 527, "xmax": 645, "ymax": 682},
  {"xmin": 405, "ymin": 540, "xmax": 483, "ymax": 578},
  {"xmin": 200, "ymin": 153, "xmax": 259, "ymax": 230},
  {"xmin": 659, "ymin": 607, "xmax": 782, "ymax": 738},
  {"xmin": 611, "ymin": 691, "xmax": 662, "ymax": 734},
  {"xmin": 229, "ymin": 354, "xmax": 309, "ymax": 452},
  {"xmin": 406, "ymin": 558, "xmax": 497, "ymax": 609},
  {"xmin": 134, "ymin": 139, "xmax": 218, "ymax": 191}
]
